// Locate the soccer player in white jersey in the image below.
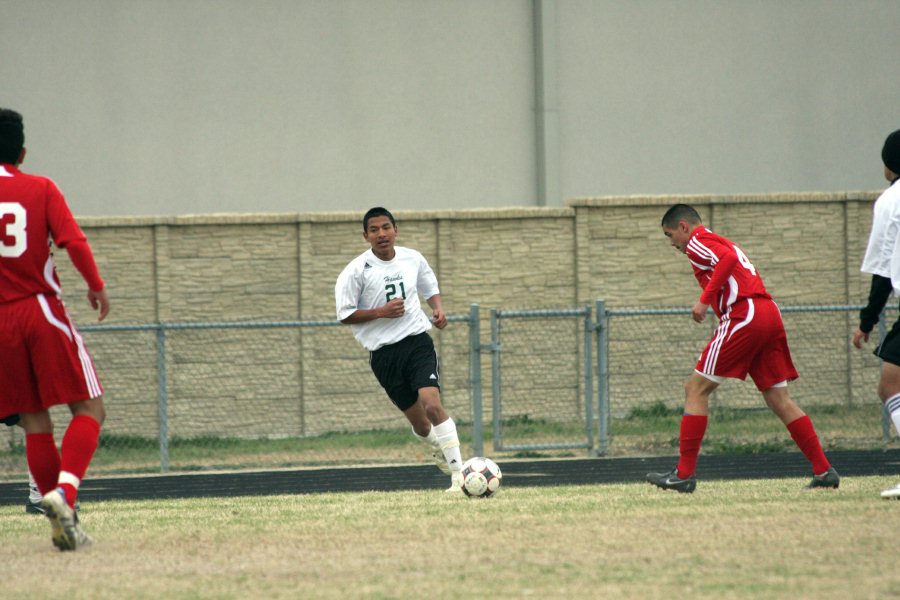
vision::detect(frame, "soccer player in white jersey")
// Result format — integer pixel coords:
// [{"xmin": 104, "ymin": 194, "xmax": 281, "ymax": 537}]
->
[
  {"xmin": 852, "ymin": 128, "xmax": 900, "ymax": 499},
  {"xmin": 0, "ymin": 415, "xmax": 45, "ymax": 513},
  {"xmin": 335, "ymin": 207, "xmax": 465, "ymax": 492},
  {"xmin": 0, "ymin": 413, "xmax": 64, "ymax": 514}
]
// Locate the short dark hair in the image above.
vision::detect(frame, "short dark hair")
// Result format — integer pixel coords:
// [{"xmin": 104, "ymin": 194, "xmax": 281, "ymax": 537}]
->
[
  {"xmin": 0, "ymin": 108, "xmax": 24, "ymax": 165},
  {"xmin": 661, "ymin": 203, "xmax": 702, "ymax": 228},
  {"xmin": 363, "ymin": 207, "xmax": 396, "ymax": 231}
]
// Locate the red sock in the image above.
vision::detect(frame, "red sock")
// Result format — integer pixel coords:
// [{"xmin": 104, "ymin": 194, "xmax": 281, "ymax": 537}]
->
[
  {"xmin": 676, "ymin": 414, "xmax": 708, "ymax": 478},
  {"xmin": 25, "ymin": 433, "xmax": 61, "ymax": 496},
  {"xmin": 786, "ymin": 415, "xmax": 830, "ymax": 474},
  {"xmin": 58, "ymin": 415, "xmax": 101, "ymax": 508}
]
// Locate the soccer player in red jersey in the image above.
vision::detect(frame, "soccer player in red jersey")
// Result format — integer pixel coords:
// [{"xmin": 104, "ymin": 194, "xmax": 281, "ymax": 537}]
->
[
  {"xmin": 0, "ymin": 108, "xmax": 109, "ymax": 549},
  {"xmin": 646, "ymin": 203, "xmax": 838, "ymax": 493}
]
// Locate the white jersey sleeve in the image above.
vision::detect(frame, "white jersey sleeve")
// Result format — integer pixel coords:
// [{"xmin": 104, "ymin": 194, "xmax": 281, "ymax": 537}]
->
[
  {"xmin": 862, "ymin": 182, "xmax": 900, "ymax": 279},
  {"xmin": 417, "ymin": 252, "xmax": 440, "ymax": 300},
  {"xmin": 335, "ymin": 254, "xmax": 366, "ymax": 322}
]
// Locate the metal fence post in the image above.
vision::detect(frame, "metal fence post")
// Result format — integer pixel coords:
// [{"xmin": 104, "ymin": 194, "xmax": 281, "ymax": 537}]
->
[
  {"xmin": 490, "ymin": 308, "xmax": 502, "ymax": 451},
  {"xmin": 583, "ymin": 306, "xmax": 595, "ymax": 451},
  {"xmin": 595, "ymin": 299, "xmax": 610, "ymax": 455},
  {"xmin": 468, "ymin": 304, "xmax": 484, "ymax": 457},
  {"xmin": 156, "ymin": 325, "xmax": 170, "ymax": 473}
]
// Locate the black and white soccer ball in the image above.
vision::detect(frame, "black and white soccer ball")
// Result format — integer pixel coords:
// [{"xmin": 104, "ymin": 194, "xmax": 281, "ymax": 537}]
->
[{"xmin": 460, "ymin": 457, "xmax": 502, "ymax": 498}]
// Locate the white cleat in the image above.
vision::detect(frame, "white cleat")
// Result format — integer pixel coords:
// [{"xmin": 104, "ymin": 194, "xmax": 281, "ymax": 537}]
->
[
  {"xmin": 880, "ymin": 482, "xmax": 900, "ymax": 499},
  {"xmin": 72, "ymin": 511, "xmax": 93, "ymax": 548},
  {"xmin": 41, "ymin": 488, "xmax": 79, "ymax": 551},
  {"xmin": 446, "ymin": 470, "xmax": 464, "ymax": 493},
  {"xmin": 432, "ymin": 447, "xmax": 451, "ymax": 475}
]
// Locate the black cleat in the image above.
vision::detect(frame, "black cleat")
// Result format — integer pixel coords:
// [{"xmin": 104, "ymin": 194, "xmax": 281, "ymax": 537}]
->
[
  {"xmin": 806, "ymin": 466, "xmax": 840, "ymax": 489},
  {"xmin": 646, "ymin": 467, "xmax": 697, "ymax": 494}
]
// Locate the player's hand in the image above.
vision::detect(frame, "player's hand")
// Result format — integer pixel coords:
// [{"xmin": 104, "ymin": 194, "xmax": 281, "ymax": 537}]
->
[
  {"xmin": 431, "ymin": 308, "xmax": 447, "ymax": 330},
  {"xmin": 691, "ymin": 301, "xmax": 709, "ymax": 323},
  {"xmin": 88, "ymin": 287, "xmax": 110, "ymax": 322},
  {"xmin": 379, "ymin": 298, "xmax": 405, "ymax": 319},
  {"xmin": 852, "ymin": 328, "xmax": 869, "ymax": 349}
]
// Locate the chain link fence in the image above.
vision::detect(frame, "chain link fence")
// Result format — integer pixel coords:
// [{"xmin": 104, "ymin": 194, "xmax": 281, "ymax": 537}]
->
[
  {"xmin": 0, "ymin": 316, "xmax": 476, "ymax": 478},
  {"xmin": 0, "ymin": 303, "xmax": 894, "ymax": 480},
  {"xmin": 486, "ymin": 307, "xmax": 595, "ymax": 453},
  {"xmin": 600, "ymin": 304, "xmax": 894, "ymax": 457}
]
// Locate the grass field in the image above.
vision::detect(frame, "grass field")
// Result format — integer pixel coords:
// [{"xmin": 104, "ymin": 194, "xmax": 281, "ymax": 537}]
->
[
  {"xmin": 1, "ymin": 476, "xmax": 898, "ymax": 599},
  {"xmin": 1, "ymin": 402, "xmax": 887, "ymax": 479}
]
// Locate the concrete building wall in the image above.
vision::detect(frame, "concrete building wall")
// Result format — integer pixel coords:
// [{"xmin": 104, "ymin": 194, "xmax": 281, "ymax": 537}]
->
[{"xmin": 2, "ymin": 1, "xmax": 897, "ymax": 217}]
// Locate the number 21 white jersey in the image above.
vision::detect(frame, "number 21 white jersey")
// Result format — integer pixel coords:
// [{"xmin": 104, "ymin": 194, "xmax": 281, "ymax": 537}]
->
[{"xmin": 335, "ymin": 246, "xmax": 440, "ymax": 350}]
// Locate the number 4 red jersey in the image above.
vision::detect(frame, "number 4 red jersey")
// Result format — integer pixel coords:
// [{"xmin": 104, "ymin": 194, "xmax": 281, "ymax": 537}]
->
[
  {"xmin": 0, "ymin": 164, "xmax": 101, "ymax": 303},
  {"xmin": 686, "ymin": 225, "xmax": 771, "ymax": 318}
]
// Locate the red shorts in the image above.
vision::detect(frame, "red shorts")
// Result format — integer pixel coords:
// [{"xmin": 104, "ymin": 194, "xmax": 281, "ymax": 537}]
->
[
  {"xmin": 0, "ymin": 294, "xmax": 102, "ymax": 415},
  {"xmin": 695, "ymin": 297, "xmax": 798, "ymax": 391}
]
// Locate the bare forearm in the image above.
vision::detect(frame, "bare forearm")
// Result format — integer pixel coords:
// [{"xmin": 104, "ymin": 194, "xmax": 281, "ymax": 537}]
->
[
  {"xmin": 427, "ymin": 294, "xmax": 447, "ymax": 329},
  {"xmin": 341, "ymin": 298, "xmax": 405, "ymax": 324},
  {"xmin": 341, "ymin": 308, "xmax": 383, "ymax": 325}
]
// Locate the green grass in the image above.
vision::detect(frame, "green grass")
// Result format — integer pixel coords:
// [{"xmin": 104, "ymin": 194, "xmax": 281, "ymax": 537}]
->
[
  {"xmin": 1, "ymin": 477, "xmax": 898, "ymax": 599},
  {"xmin": 0, "ymin": 404, "xmax": 888, "ymax": 478},
  {"xmin": 609, "ymin": 402, "xmax": 887, "ymax": 456}
]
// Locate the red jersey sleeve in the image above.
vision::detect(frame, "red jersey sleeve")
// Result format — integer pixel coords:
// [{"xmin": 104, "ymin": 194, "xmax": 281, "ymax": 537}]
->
[
  {"xmin": 46, "ymin": 181, "xmax": 104, "ymax": 291},
  {"xmin": 698, "ymin": 249, "xmax": 738, "ymax": 305},
  {"xmin": 45, "ymin": 180, "xmax": 86, "ymax": 248},
  {"xmin": 65, "ymin": 240, "xmax": 104, "ymax": 292}
]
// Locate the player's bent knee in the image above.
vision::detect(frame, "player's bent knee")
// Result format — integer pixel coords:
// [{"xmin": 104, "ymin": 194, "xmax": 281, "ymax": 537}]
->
[
  {"xmin": 71, "ymin": 396, "xmax": 106, "ymax": 425},
  {"xmin": 19, "ymin": 411, "xmax": 53, "ymax": 434},
  {"xmin": 417, "ymin": 391, "xmax": 447, "ymax": 423},
  {"xmin": 424, "ymin": 404, "xmax": 448, "ymax": 423}
]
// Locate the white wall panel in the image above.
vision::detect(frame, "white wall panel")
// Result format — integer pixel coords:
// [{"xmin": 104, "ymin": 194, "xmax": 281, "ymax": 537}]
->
[{"xmin": 1, "ymin": 1, "xmax": 898, "ymax": 216}]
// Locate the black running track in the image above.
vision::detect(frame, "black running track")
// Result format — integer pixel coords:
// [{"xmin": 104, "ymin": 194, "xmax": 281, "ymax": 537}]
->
[{"xmin": 2, "ymin": 449, "xmax": 899, "ymax": 505}]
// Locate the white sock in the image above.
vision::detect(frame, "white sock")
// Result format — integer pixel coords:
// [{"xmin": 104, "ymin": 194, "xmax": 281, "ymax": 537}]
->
[
  {"xmin": 28, "ymin": 471, "xmax": 41, "ymax": 503},
  {"xmin": 411, "ymin": 424, "xmax": 438, "ymax": 446},
  {"xmin": 432, "ymin": 417, "xmax": 463, "ymax": 472},
  {"xmin": 887, "ymin": 393, "xmax": 900, "ymax": 436}
]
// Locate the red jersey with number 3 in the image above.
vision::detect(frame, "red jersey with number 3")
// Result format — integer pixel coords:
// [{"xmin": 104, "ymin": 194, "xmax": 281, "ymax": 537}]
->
[
  {"xmin": 0, "ymin": 164, "xmax": 88, "ymax": 303},
  {"xmin": 0, "ymin": 164, "xmax": 103, "ymax": 410},
  {"xmin": 686, "ymin": 225, "xmax": 771, "ymax": 319}
]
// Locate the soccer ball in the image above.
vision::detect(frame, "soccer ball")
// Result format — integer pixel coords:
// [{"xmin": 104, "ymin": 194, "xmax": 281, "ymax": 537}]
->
[{"xmin": 460, "ymin": 457, "xmax": 502, "ymax": 498}]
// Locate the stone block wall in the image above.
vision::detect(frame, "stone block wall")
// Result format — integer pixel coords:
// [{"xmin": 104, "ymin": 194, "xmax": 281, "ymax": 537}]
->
[{"xmin": 46, "ymin": 192, "xmax": 881, "ymax": 439}]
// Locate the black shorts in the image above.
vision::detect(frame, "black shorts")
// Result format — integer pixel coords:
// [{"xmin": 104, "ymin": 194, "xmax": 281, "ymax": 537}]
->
[
  {"xmin": 876, "ymin": 319, "xmax": 900, "ymax": 366},
  {"xmin": 369, "ymin": 332, "xmax": 441, "ymax": 411}
]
